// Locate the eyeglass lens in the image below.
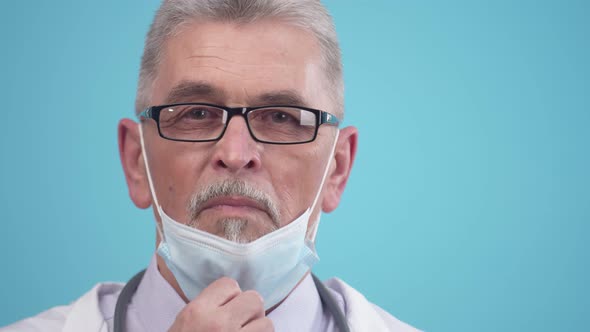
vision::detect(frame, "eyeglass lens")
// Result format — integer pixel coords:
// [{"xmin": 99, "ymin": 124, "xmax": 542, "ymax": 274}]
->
[{"xmin": 158, "ymin": 105, "xmax": 317, "ymax": 143}]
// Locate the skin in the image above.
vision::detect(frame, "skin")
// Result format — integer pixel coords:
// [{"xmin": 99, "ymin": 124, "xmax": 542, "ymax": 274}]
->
[{"xmin": 118, "ymin": 19, "xmax": 357, "ymax": 331}]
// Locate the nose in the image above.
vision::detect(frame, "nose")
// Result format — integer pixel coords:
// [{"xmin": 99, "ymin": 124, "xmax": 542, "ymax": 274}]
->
[{"xmin": 211, "ymin": 116, "xmax": 261, "ymax": 173}]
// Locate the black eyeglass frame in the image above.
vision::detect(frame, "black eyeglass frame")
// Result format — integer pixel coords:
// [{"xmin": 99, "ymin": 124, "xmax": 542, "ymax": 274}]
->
[{"xmin": 138, "ymin": 103, "xmax": 341, "ymax": 145}]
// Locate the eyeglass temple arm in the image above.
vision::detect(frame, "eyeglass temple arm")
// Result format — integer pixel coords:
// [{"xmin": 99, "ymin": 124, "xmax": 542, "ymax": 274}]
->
[
  {"xmin": 321, "ymin": 111, "xmax": 340, "ymax": 127},
  {"xmin": 138, "ymin": 108, "xmax": 152, "ymax": 120}
]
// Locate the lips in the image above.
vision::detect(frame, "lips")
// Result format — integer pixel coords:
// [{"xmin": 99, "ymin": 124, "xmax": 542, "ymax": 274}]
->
[{"xmin": 199, "ymin": 196, "xmax": 267, "ymax": 214}]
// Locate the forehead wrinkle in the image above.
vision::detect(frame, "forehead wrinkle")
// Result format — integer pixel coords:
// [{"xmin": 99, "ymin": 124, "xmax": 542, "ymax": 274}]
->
[
  {"xmin": 181, "ymin": 53, "xmax": 294, "ymax": 82},
  {"xmin": 185, "ymin": 52, "xmax": 293, "ymax": 69},
  {"xmin": 186, "ymin": 54, "xmax": 235, "ymax": 62},
  {"xmin": 195, "ymin": 65, "xmax": 244, "ymax": 77}
]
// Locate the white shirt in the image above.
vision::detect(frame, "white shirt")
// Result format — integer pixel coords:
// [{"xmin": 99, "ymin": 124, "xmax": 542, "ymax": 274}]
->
[
  {"xmin": 99, "ymin": 255, "xmax": 344, "ymax": 331},
  {"xmin": 0, "ymin": 255, "xmax": 422, "ymax": 332}
]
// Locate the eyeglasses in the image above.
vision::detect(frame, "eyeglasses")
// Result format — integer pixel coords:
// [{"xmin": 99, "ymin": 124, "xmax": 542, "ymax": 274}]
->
[{"xmin": 138, "ymin": 103, "xmax": 340, "ymax": 145}]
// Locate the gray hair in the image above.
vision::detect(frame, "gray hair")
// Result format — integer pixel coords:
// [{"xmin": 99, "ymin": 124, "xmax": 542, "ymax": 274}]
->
[{"xmin": 136, "ymin": 0, "xmax": 344, "ymax": 118}]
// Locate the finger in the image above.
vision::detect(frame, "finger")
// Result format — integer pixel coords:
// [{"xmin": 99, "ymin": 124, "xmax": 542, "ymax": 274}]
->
[
  {"xmin": 195, "ymin": 277, "xmax": 241, "ymax": 307},
  {"xmin": 223, "ymin": 290, "xmax": 265, "ymax": 327},
  {"xmin": 241, "ymin": 317, "xmax": 274, "ymax": 332}
]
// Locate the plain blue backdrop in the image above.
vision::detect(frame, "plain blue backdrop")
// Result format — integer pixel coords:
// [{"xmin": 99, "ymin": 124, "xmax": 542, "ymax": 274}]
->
[{"xmin": 1, "ymin": 1, "xmax": 588, "ymax": 331}]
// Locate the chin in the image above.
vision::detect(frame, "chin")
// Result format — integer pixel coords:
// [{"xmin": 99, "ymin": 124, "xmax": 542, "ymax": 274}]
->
[{"xmin": 219, "ymin": 218, "xmax": 277, "ymax": 243}]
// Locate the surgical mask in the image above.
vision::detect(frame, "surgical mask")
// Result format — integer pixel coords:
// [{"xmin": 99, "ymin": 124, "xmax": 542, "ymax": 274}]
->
[{"xmin": 139, "ymin": 124, "xmax": 339, "ymax": 309}]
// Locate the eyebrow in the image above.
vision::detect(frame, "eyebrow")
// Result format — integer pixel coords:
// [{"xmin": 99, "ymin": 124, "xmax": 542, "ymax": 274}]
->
[
  {"xmin": 165, "ymin": 80, "xmax": 225, "ymax": 104},
  {"xmin": 254, "ymin": 90, "xmax": 309, "ymax": 107},
  {"xmin": 164, "ymin": 80, "xmax": 310, "ymax": 107}
]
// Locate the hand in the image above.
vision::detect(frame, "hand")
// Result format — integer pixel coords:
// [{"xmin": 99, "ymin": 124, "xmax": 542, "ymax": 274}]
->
[{"xmin": 168, "ymin": 277, "xmax": 274, "ymax": 332}]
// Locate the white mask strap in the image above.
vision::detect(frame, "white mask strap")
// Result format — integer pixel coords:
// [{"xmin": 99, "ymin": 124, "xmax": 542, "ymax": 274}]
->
[
  {"xmin": 140, "ymin": 122, "xmax": 339, "ymax": 243},
  {"xmin": 138, "ymin": 124, "xmax": 165, "ymax": 241},
  {"xmin": 307, "ymin": 129, "xmax": 340, "ymax": 242}
]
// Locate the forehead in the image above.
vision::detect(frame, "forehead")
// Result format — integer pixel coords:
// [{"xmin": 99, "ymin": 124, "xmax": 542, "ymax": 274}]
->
[{"xmin": 151, "ymin": 19, "xmax": 327, "ymax": 108}]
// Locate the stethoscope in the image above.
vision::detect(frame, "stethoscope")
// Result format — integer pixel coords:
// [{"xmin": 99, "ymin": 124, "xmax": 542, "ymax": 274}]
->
[{"xmin": 114, "ymin": 269, "xmax": 350, "ymax": 332}]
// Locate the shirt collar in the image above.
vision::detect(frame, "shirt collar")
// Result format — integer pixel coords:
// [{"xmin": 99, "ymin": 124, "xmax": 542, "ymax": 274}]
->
[
  {"xmin": 130, "ymin": 255, "xmax": 185, "ymax": 332},
  {"xmin": 267, "ymin": 271, "xmax": 325, "ymax": 331},
  {"xmin": 131, "ymin": 254, "xmax": 325, "ymax": 331}
]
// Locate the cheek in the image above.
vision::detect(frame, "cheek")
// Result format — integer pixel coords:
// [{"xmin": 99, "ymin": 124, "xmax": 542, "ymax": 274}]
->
[
  {"xmin": 265, "ymin": 146, "xmax": 324, "ymax": 220},
  {"xmin": 151, "ymin": 141, "xmax": 213, "ymax": 214}
]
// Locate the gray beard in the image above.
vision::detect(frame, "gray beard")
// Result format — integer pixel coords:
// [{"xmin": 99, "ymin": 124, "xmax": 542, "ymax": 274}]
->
[
  {"xmin": 186, "ymin": 179, "xmax": 281, "ymax": 243},
  {"xmin": 220, "ymin": 218, "xmax": 251, "ymax": 244}
]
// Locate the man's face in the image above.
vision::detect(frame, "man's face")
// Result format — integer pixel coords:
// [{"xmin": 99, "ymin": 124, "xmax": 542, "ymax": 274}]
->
[{"xmin": 140, "ymin": 19, "xmax": 338, "ymax": 242}]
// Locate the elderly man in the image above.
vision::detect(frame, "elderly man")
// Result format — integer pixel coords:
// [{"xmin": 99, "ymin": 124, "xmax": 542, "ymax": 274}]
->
[{"xmin": 1, "ymin": 1, "xmax": 420, "ymax": 331}]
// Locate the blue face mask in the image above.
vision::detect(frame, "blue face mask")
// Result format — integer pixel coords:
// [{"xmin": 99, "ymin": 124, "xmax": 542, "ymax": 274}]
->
[{"xmin": 139, "ymin": 125, "xmax": 338, "ymax": 310}]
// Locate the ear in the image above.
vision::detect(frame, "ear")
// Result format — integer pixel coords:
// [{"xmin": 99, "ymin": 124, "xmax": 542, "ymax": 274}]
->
[
  {"xmin": 321, "ymin": 126, "xmax": 358, "ymax": 213},
  {"xmin": 118, "ymin": 119, "xmax": 152, "ymax": 209}
]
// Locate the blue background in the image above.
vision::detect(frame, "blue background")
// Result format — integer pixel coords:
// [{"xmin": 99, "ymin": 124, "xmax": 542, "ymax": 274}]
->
[{"xmin": 1, "ymin": 1, "xmax": 588, "ymax": 331}]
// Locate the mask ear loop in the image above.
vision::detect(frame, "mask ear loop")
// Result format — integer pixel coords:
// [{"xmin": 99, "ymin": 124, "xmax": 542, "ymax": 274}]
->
[
  {"xmin": 306, "ymin": 129, "xmax": 340, "ymax": 243},
  {"xmin": 140, "ymin": 121, "xmax": 338, "ymax": 245},
  {"xmin": 138, "ymin": 124, "xmax": 166, "ymax": 242}
]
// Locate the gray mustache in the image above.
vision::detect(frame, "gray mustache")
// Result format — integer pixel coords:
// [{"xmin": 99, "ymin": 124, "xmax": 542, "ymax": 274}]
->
[{"xmin": 187, "ymin": 179, "xmax": 281, "ymax": 227}]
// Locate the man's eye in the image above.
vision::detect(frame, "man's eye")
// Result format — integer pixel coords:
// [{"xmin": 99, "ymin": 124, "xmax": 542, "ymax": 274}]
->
[
  {"xmin": 185, "ymin": 108, "xmax": 210, "ymax": 120},
  {"xmin": 270, "ymin": 111, "xmax": 293, "ymax": 123}
]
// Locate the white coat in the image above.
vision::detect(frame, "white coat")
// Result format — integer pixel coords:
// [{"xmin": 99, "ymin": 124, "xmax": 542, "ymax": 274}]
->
[{"xmin": 0, "ymin": 278, "xmax": 421, "ymax": 332}]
